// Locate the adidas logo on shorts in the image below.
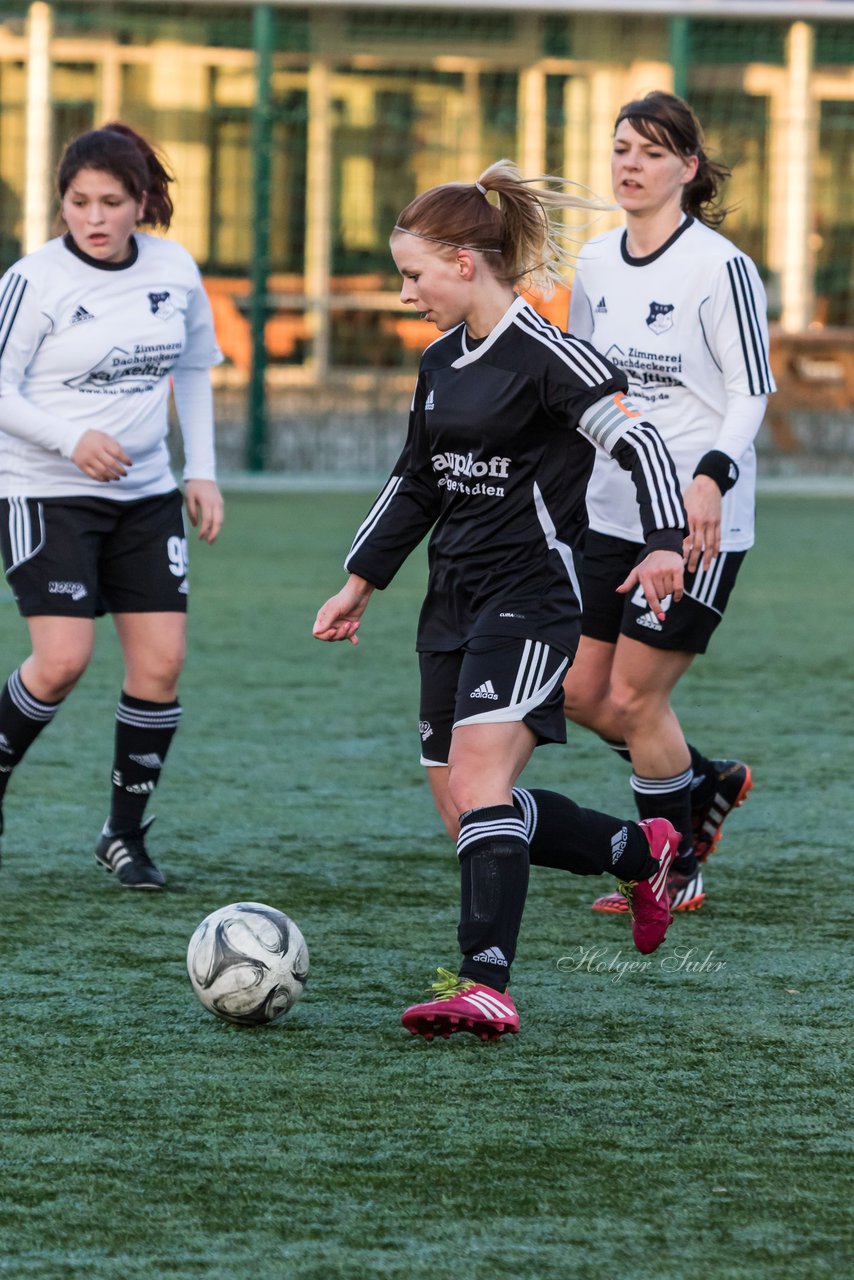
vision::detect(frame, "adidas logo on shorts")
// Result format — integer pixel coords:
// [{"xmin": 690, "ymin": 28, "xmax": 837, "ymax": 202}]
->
[
  {"xmin": 470, "ymin": 680, "xmax": 499, "ymax": 700},
  {"xmin": 636, "ymin": 610, "xmax": 663, "ymax": 631}
]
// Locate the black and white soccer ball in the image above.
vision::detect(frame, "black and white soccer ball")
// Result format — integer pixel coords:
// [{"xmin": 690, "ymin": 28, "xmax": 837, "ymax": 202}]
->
[{"xmin": 187, "ymin": 901, "xmax": 309, "ymax": 1026}]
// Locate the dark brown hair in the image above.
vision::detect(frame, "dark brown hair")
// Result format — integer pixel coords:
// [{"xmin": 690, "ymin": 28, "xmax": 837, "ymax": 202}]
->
[
  {"xmin": 57, "ymin": 123, "xmax": 175, "ymax": 229},
  {"xmin": 394, "ymin": 159, "xmax": 613, "ymax": 296},
  {"xmin": 615, "ymin": 91, "xmax": 731, "ymax": 228}
]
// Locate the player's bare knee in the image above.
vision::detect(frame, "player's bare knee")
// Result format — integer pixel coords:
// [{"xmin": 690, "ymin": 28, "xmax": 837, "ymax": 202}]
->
[
  {"xmin": 124, "ymin": 652, "xmax": 184, "ymax": 701},
  {"xmin": 158, "ymin": 655, "xmax": 185, "ymax": 695},
  {"xmin": 446, "ymin": 765, "xmax": 481, "ymax": 819},
  {"xmin": 610, "ymin": 681, "xmax": 660, "ymax": 735},
  {"xmin": 27, "ymin": 652, "xmax": 89, "ymax": 700},
  {"xmin": 564, "ymin": 685, "xmax": 602, "ymax": 730}
]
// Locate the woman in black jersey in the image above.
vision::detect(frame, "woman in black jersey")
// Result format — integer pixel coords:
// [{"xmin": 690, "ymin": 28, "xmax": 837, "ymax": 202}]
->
[
  {"xmin": 0, "ymin": 124, "xmax": 223, "ymax": 889},
  {"xmin": 315, "ymin": 161, "xmax": 687, "ymax": 1041}
]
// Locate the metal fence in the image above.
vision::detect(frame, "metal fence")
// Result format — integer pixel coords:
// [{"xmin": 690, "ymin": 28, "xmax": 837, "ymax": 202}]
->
[{"xmin": 2, "ymin": 0, "xmax": 853, "ymax": 473}]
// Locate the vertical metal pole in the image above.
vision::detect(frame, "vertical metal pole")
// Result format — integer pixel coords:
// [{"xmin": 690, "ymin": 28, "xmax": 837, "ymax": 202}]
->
[
  {"xmin": 669, "ymin": 17, "xmax": 691, "ymax": 101},
  {"xmin": 98, "ymin": 44, "xmax": 122, "ymax": 124},
  {"xmin": 780, "ymin": 21, "xmax": 816, "ymax": 333},
  {"xmin": 24, "ymin": 1, "xmax": 53, "ymax": 254},
  {"xmin": 247, "ymin": 2, "xmax": 274, "ymax": 472},
  {"xmin": 516, "ymin": 14, "xmax": 545, "ymax": 179},
  {"xmin": 461, "ymin": 66, "xmax": 482, "ymax": 181},
  {"xmin": 305, "ymin": 54, "xmax": 332, "ymax": 381},
  {"xmin": 518, "ymin": 65, "xmax": 547, "ymax": 178}
]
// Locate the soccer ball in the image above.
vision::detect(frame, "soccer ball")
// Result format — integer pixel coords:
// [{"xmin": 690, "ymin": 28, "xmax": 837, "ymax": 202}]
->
[{"xmin": 187, "ymin": 901, "xmax": 309, "ymax": 1026}]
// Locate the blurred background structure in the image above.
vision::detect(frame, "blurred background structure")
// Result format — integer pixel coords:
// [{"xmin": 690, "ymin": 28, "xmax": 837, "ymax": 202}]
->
[{"xmin": 1, "ymin": 0, "xmax": 852, "ymax": 476}]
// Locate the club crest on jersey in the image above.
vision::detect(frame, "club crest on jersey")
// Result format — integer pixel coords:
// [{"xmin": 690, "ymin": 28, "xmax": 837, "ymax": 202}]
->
[
  {"xmin": 148, "ymin": 291, "xmax": 174, "ymax": 319},
  {"xmin": 646, "ymin": 301, "xmax": 674, "ymax": 334}
]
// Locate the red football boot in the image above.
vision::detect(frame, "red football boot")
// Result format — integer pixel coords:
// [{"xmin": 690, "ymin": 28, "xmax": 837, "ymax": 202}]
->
[
  {"xmin": 402, "ymin": 968, "xmax": 519, "ymax": 1042},
  {"xmin": 616, "ymin": 817, "xmax": 677, "ymax": 954}
]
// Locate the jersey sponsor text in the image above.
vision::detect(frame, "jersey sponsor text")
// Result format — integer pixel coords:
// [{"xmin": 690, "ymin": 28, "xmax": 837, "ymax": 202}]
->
[
  {"xmin": 64, "ymin": 342, "xmax": 182, "ymax": 394},
  {"xmin": 431, "ymin": 451, "xmax": 511, "ymax": 480}
]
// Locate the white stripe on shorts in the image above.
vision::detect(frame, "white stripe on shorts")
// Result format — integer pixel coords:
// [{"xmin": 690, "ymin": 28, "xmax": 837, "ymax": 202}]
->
[
  {"xmin": 688, "ymin": 553, "xmax": 727, "ymax": 613},
  {"xmin": 454, "ymin": 640, "xmax": 569, "ymax": 731},
  {"xmin": 6, "ymin": 498, "xmax": 45, "ymax": 571}
]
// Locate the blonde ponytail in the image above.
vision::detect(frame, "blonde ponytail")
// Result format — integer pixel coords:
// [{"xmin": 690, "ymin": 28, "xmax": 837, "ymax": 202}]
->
[{"xmin": 394, "ymin": 159, "xmax": 613, "ymax": 296}]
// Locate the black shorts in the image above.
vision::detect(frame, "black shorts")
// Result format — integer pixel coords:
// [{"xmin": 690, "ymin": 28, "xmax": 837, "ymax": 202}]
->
[
  {"xmin": 580, "ymin": 530, "xmax": 746, "ymax": 654},
  {"xmin": 0, "ymin": 491, "xmax": 189, "ymax": 618},
  {"xmin": 418, "ymin": 635, "xmax": 571, "ymax": 766}
]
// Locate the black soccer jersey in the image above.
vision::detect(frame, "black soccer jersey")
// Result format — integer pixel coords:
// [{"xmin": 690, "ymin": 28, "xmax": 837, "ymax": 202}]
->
[{"xmin": 346, "ymin": 295, "xmax": 685, "ymax": 654}]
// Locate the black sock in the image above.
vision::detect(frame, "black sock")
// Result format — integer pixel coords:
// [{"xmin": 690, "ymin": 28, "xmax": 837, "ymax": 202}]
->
[
  {"xmin": 0, "ymin": 669, "xmax": 63, "ymax": 802},
  {"xmin": 513, "ymin": 787, "xmax": 657, "ymax": 880},
  {"xmin": 687, "ymin": 744, "xmax": 716, "ymax": 806},
  {"xmin": 631, "ymin": 768, "xmax": 696, "ymax": 872},
  {"xmin": 108, "ymin": 693, "xmax": 182, "ymax": 833},
  {"xmin": 607, "ymin": 737, "xmax": 712, "ymax": 802},
  {"xmin": 456, "ymin": 805, "xmax": 529, "ymax": 993}
]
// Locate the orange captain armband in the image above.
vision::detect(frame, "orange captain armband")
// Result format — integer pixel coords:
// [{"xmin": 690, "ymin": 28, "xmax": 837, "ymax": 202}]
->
[{"xmin": 613, "ymin": 391, "xmax": 641, "ymax": 418}]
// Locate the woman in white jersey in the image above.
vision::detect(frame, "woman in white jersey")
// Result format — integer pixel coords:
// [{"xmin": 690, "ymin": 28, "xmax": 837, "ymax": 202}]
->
[
  {"xmin": 563, "ymin": 92, "xmax": 773, "ymax": 915},
  {"xmin": 0, "ymin": 123, "xmax": 223, "ymax": 889},
  {"xmin": 314, "ymin": 161, "xmax": 688, "ymax": 1041}
]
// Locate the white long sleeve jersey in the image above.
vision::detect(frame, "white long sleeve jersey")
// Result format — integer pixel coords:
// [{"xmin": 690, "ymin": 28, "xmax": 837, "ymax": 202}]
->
[
  {"xmin": 0, "ymin": 232, "xmax": 222, "ymax": 499},
  {"xmin": 570, "ymin": 217, "xmax": 775, "ymax": 550}
]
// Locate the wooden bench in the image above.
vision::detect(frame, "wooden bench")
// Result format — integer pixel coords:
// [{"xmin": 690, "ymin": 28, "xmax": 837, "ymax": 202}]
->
[
  {"xmin": 203, "ymin": 276, "xmax": 572, "ymax": 373},
  {"xmin": 204, "ymin": 277, "xmax": 852, "ymax": 460},
  {"xmin": 204, "ymin": 276, "xmax": 310, "ymax": 373},
  {"xmin": 766, "ymin": 328, "xmax": 854, "ymax": 451}
]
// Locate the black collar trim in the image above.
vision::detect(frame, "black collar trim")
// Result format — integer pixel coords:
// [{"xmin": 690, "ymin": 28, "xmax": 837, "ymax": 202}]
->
[
  {"xmin": 63, "ymin": 232, "xmax": 139, "ymax": 271},
  {"xmin": 620, "ymin": 215, "xmax": 695, "ymax": 267}
]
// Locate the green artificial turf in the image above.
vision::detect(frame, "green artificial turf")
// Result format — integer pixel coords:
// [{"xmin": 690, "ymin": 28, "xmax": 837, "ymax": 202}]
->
[{"xmin": 0, "ymin": 493, "xmax": 850, "ymax": 1279}]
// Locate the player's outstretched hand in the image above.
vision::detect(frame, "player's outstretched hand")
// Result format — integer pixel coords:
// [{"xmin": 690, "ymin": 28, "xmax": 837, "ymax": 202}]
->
[
  {"xmin": 617, "ymin": 549, "xmax": 684, "ymax": 622},
  {"xmin": 313, "ymin": 575, "xmax": 375, "ymax": 646},
  {"xmin": 71, "ymin": 429, "xmax": 132, "ymax": 482},
  {"xmin": 185, "ymin": 479, "xmax": 224, "ymax": 544},
  {"xmin": 683, "ymin": 475, "xmax": 722, "ymax": 573}
]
